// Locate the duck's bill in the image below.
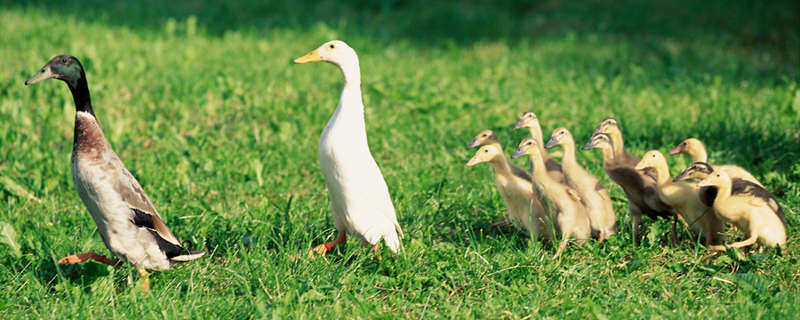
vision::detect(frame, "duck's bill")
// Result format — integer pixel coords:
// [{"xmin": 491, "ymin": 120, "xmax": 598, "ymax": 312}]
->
[
  {"xmin": 512, "ymin": 120, "xmax": 525, "ymax": 130},
  {"xmin": 510, "ymin": 150, "xmax": 524, "ymax": 159},
  {"xmin": 465, "ymin": 157, "xmax": 482, "ymax": 167},
  {"xmin": 633, "ymin": 163, "xmax": 647, "ymax": 171},
  {"xmin": 544, "ymin": 138, "xmax": 557, "ymax": 149},
  {"xmin": 293, "ymin": 49, "xmax": 322, "ymax": 64},
  {"xmin": 25, "ymin": 66, "xmax": 55, "ymax": 85},
  {"xmin": 465, "ymin": 139, "xmax": 479, "ymax": 149},
  {"xmin": 581, "ymin": 141, "xmax": 594, "ymax": 150},
  {"xmin": 673, "ymin": 171, "xmax": 689, "ymax": 182},
  {"xmin": 668, "ymin": 146, "xmax": 682, "ymax": 155},
  {"xmin": 696, "ymin": 179, "xmax": 712, "ymax": 187}
]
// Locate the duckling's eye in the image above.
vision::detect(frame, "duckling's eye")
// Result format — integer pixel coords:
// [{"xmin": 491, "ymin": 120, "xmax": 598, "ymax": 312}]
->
[
  {"xmin": 484, "ymin": 149, "xmax": 488, "ymax": 153},
  {"xmin": 481, "ymin": 134, "xmax": 487, "ymax": 137},
  {"xmin": 329, "ymin": 44, "xmax": 335, "ymax": 49},
  {"xmin": 61, "ymin": 58, "xmax": 68, "ymax": 64}
]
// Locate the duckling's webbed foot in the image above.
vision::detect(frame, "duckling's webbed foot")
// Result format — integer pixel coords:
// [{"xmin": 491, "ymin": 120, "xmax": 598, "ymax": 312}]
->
[{"xmin": 58, "ymin": 252, "xmax": 121, "ymax": 266}]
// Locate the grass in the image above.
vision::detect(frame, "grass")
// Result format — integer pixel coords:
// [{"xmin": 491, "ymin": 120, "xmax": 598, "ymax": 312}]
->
[{"xmin": 1, "ymin": 0, "xmax": 799, "ymax": 318}]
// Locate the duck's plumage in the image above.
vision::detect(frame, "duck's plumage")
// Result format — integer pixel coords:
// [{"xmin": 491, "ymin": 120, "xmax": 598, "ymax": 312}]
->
[
  {"xmin": 27, "ymin": 55, "xmax": 203, "ymax": 272},
  {"xmin": 296, "ymin": 41, "xmax": 403, "ymax": 254}
]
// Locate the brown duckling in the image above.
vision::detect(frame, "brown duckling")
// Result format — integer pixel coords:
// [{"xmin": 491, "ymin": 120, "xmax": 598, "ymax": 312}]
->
[
  {"xmin": 582, "ymin": 134, "xmax": 676, "ymax": 244},
  {"xmin": 513, "ymin": 138, "xmax": 591, "ymax": 257},
  {"xmin": 591, "ymin": 118, "xmax": 640, "ymax": 167}
]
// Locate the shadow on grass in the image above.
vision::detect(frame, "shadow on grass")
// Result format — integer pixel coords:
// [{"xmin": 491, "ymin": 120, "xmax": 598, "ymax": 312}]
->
[{"xmin": 3, "ymin": 0, "xmax": 799, "ymax": 66}]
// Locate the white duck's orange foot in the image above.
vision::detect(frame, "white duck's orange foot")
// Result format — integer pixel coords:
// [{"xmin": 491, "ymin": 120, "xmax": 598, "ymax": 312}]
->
[
  {"xmin": 58, "ymin": 252, "xmax": 120, "ymax": 266},
  {"xmin": 307, "ymin": 244, "xmax": 329, "ymax": 259}
]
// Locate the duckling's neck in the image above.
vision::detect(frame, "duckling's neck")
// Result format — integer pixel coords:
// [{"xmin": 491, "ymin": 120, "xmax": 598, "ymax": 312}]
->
[
  {"xmin": 607, "ymin": 132, "xmax": 626, "ymax": 159},
  {"xmin": 529, "ymin": 152, "xmax": 556, "ymax": 187},
  {"xmin": 559, "ymin": 140, "xmax": 577, "ymax": 166},
  {"xmin": 488, "ymin": 155, "xmax": 514, "ymax": 176},
  {"xmin": 688, "ymin": 147, "xmax": 708, "ymax": 163},
  {"xmin": 527, "ymin": 125, "xmax": 546, "ymax": 154},
  {"xmin": 712, "ymin": 179, "xmax": 732, "ymax": 204},
  {"xmin": 67, "ymin": 76, "xmax": 94, "ymax": 116},
  {"xmin": 598, "ymin": 146, "xmax": 615, "ymax": 167},
  {"xmin": 651, "ymin": 161, "xmax": 672, "ymax": 186}
]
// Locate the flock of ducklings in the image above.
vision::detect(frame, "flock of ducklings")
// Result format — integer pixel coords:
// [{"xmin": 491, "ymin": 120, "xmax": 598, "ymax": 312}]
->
[
  {"xmin": 21, "ymin": 40, "xmax": 788, "ymax": 291},
  {"xmin": 465, "ymin": 113, "xmax": 787, "ymax": 257}
]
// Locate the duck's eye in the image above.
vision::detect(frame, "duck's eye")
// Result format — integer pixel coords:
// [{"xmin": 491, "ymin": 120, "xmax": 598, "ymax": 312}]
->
[
  {"xmin": 481, "ymin": 134, "xmax": 487, "ymax": 137},
  {"xmin": 61, "ymin": 58, "xmax": 68, "ymax": 64},
  {"xmin": 484, "ymin": 149, "xmax": 488, "ymax": 153},
  {"xmin": 329, "ymin": 44, "xmax": 335, "ymax": 49}
]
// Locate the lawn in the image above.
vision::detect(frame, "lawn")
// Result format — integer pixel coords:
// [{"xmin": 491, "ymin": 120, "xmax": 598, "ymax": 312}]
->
[{"xmin": 1, "ymin": 0, "xmax": 799, "ymax": 318}]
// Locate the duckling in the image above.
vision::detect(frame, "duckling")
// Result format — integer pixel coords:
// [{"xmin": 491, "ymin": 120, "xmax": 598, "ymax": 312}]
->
[
  {"xmin": 466, "ymin": 129, "xmax": 500, "ymax": 149},
  {"xmin": 546, "ymin": 128, "xmax": 617, "ymax": 241},
  {"xmin": 512, "ymin": 138, "xmax": 591, "ymax": 257},
  {"xmin": 591, "ymin": 118, "xmax": 640, "ymax": 167},
  {"xmin": 697, "ymin": 170, "xmax": 786, "ymax": 251},
  {"xmin": 674, "ymin": 162, "xmax": 753, "ymax": 207},
  {"xmin": 294, "ymin": 41, "xmax": 404, "ymax": 258},
  {"xmin": 466, "ymin": 145, "xmax": 552, "ymax": 240},
  {"xmin": 669, "ymin": 138, "xmax": 763, "ymax": 186},
  {"xmin": 635, "ymin": 151, "xmax": 725, "ymax": 245},
  {"xmin": 513, "ymin": 112, "xmax": 565, "ymax": 182},
  {"xmin": 25, "ymin": 55, "xmax": 204, "ymax": 290},
  {"xmin": 582, "ymin": 134, "xmax": 675, "ymax": 244}
]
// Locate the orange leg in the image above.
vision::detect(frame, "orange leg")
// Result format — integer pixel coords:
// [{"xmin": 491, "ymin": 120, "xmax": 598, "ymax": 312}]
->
[
  {"xmin": 308, "ymin": 232, "xmax": 347, "ymax": 258},
  {"xmin": 58, "ymin": 252, "xmax": 120, "ymax": 266}
]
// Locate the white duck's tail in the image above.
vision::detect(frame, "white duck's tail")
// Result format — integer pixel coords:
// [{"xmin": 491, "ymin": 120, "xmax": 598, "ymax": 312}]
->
[{"xmin": 383, "ymin": 229, "xmax": 403, "ymax": 254}]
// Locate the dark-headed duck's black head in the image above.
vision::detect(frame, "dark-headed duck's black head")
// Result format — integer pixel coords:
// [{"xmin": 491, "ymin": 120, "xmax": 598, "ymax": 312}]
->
[{"xmin": 25, "ymin": 55, "xmax": 85, "ymax": 88}]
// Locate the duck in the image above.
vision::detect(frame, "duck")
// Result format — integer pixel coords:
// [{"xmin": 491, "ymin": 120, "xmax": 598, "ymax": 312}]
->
[
  {"xmin": 697, "ymin": 170, "xmax": 786, "ymax": 251},
  {"xmin": 669, "ymin": 138, "xmax": 763, "ymax": 186},
  {"xmin": 513, "ymin": 112, "xmax": 565, "ymax": 182},
  {"xmin": 466, "ymin": 129, "xmax": 500, "ymax": 150},
  {"xmin": 590, "ymin": 118, "xmax": 640, "ymax": 167},
  {"xmin": 512, "ymin": 138, "xmax": 591, "ymax": 257},
  {"xmin": 294, "ymin": 41, "xmax": 404, "ymax": 257},
  {"xmin": 546, "ymin": 127, "xmax": 617, "ymax": 241},
  {"xmin": 674, "ymin": 162, "xmax": 754, "ymax": 207},
  {"xmin": 634, "ymin": 151, "xmax": 725, "ymax": 245},
  {"xmin": 466, "ymin": 145, "xmax": 552, "ymax": 240},
  {"xmin": 25, "ymin": 55, "xmax": 204, "ymax": 290},
  {"xmin": 582, "ymin": 133, "xmax": 676, "ymax": 244}
]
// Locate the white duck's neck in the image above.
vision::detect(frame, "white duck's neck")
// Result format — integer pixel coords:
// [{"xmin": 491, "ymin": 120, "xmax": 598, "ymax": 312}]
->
[{"xmin": 332, "ymin": 60, "xmax": 364, "ymax": 123}]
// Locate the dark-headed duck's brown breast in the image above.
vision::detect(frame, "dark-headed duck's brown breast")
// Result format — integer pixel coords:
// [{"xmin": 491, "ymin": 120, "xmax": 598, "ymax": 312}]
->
[{"xmin": 73, "ymin": 112, "xmax": 110, "ymax": 163}]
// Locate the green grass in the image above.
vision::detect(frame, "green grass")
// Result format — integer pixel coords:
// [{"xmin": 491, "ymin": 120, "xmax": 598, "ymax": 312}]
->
[{"xmin": 1, "ymin": 0, "xmax": 799, "ymax": 318}]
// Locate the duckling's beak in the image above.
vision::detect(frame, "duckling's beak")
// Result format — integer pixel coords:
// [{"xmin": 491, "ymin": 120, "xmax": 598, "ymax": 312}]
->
[
  {"xmin": 673, "ymin": 170, "xmax": 689, "ymax": 182},
  {"xmin": 25, "ymin": 65, "xmax": 56, "ymax": 85},
  {"xmin": 512, "ymin": 119, "xmax": 525, "ymax": 130},
  {"xmin": 465, "ymin": 156, "xmax": 482, "ymax": 167},
  {"xmin": 581, "ymin": 140, "xmax": 595, "ymax": 150},
  {"xmin": 696, "ymin": 178, "xmax": 712, "ymax": 187},
  {"xmin": 544, "ymin": 137, "xmax": 558, "ymax": 149},
  {"xmin": 293, "ymin": 49, "xmax": 322, "ymax": 64},
  {"xmin": 466, "ymin": 139, "xmax": 480, "ymax": 149},
  {"xmin": 668, "ymin": 145, "xmax": 682, "ymax": 155},
  {"xmin": 633, "ymin": 161, "xmax": 647, "ymax": 171},
  {"xmin": 511, "ymin": 149, "xmax": 524, "ymax": 159}
]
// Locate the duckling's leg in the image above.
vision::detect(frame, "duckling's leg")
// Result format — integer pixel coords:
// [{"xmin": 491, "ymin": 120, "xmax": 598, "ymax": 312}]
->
[
  {"xmin": 709, "ymin": 231, "xmax": 759, "ymax": 251},
  {"xmin": 308, "ymin": 232, "xmax": 347, "ymax": 258},
  {"xmin": 553, "ymin": 239, "xmax": 568, "ymax": 258},
  {"xmin": 629, "ymin": 204, "xmax": 642, "ymax": 245},
  {"xmin": 58, "ymin": 252, "xmax": 120, "ymax": 266},
  {"xmin": 491, "ymin": 220, "xmax": 510, "ymax": 227},
  {"xmin": 137, "ymin": 268, "xmax": 150, "ymax": 292}
]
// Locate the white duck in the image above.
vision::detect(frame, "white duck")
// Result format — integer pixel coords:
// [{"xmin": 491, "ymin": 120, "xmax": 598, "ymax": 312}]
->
[
  {"xmin": 294, "ymin": 41, "xmax": 403, "ymax": 257},
  {"xmin": 25, "ymin": 55, "xmax": 204, "ymax": 290}
]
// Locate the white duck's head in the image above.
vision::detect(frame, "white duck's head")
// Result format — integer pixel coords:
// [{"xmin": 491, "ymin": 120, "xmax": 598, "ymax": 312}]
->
[{"xmin": 294, "ymin": 40, "xmax": 359, "ymax": 71}]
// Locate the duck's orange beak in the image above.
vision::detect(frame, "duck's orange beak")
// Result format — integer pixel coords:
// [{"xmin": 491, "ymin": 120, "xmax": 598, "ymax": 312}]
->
[{"xmin": 293, "ymin": 49, "xmax": 322, "ymax": 64}]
